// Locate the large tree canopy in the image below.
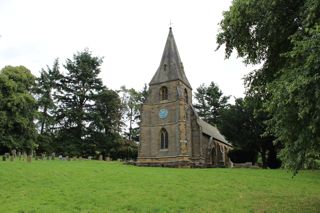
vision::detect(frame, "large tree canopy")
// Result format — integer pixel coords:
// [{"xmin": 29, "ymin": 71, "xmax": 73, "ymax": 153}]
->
[
  {"xmin": 217, "ymin": 0, "xmax": 320, "ymax": 172},
  {"xmin": 0, "ymin": 66, "xmax": 37, "ymax": 153}
]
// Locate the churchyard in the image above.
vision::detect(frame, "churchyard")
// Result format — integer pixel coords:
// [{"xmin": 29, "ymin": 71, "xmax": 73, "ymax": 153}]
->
[{"xmin": 0, "ymin": 157, "xmax": 319, "ymax": 212}]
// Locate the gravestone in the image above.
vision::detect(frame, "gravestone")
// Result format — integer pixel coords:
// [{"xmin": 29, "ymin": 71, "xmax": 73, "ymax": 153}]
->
[
  {"xmin": 51, "ymin": 152, "xmax": 55, "ymax": 160},
  {"xmin": 23, "ymin": 152, "xmax": 27, "ymax": 161},
  {"xmin": 99, "ymin": 155, "xmax": 103, "ymax": 161},
  {"xmin": 88, "ymin": 156, "xmax": 92, "ymax": 160},
  {"xmin": 27, "ymin": 155, "xmax": 32, "ymax": 162},
  {"xmin": 58, "ymin": 155, "xmax": 63, "ymax": 160},
  {"xmin": 11, "ymin": 149, "xmax": 16, "ymax": 159},
  {"xmin": 17, "ymin": 151, "xmax": 21, "ymax": 160}
]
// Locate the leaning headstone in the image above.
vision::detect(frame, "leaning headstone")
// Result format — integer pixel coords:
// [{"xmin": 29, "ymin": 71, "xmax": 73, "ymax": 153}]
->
[
  {"xmin": 99, "ymin": 155, "xmax": 103, "ymax": 161},
  {"xmin": 27, "ymin": 155, "xmax": 32, "ymax": 162}
]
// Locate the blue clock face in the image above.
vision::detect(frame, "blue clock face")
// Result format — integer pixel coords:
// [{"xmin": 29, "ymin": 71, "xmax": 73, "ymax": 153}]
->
[{"xmin": 159, "ymin": 108, "xmax": 168, "ymax": 119}]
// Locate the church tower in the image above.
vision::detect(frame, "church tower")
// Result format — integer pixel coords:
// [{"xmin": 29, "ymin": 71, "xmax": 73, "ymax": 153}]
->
[
  {"xmin": 137, "ymin": 28, "xmax": 232, "ymax": 167},
  {"xmin": 137, "ymin": 27, "xmax": 192, "ymax": 166}
]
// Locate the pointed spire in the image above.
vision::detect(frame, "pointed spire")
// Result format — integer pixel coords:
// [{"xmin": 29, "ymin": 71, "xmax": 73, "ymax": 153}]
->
[{"xmin": 150, "ymin": 28, "xmax": 192, "ymax": 89}]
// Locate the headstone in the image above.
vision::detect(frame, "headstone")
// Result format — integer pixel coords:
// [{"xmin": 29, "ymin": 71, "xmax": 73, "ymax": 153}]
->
[
  {"xmin": 11, "ymin": 149, "xmax": 16, "ymax": 159},
  {"xmin": 4, "ymin": 153, "xmax": 9, "ymax": 159},
  {"xmin": 17, "ymin": 151, "xmax": 21, "ymax": 160},
  {"xmin": 23, "ymin": 151, "xmax": 27, "ymax": 161},
  {"xmin": 105, "ymin": 157, "xmax": 111, "ymax": 161},
  {"xmin": 99, "ymin": 155, "xmax": 103, "ymax": 161},
  {"xmin": 88, "ymin": 156, "xmax": 92, "ymax": 160},
  {"xmin": 66, "ymin": 156, "xmax": 70, "ymax": 161},
  {"xmin": 117, "ymin": 158, "xmax": 121, "ymax": 162},
  {"xmin": 58, "ymin": 155, "xmax": 63, "ymax": 160},
  {"xmin": 41, "ymin": 153, "xmax": 46, "ymax": 160},
  {"xmin": 51, "ymin": 152, "xmax": 55, "ymax": 160},
  {"xmin": 27, "ymin": 155, "xmax": 32, "ymax": 162},
  {"xmin": 10, "ymin": 155, "xmax": 14, "ymax": 161}
]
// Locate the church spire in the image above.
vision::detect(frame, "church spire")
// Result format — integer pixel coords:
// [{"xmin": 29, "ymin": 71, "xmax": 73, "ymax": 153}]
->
[{"xmin": 149, "ymin": 28, "xmax": 192, "ymax": 89}]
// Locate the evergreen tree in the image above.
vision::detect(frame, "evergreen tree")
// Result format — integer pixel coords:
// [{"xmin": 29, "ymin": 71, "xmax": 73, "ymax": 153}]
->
[
  {"xmin": 55, "ymin": 49, "xmax": 105, "ymax": 155},
  {"xmin": 194, "ymin": 82, "xmax": 229, "ymax": 125}
]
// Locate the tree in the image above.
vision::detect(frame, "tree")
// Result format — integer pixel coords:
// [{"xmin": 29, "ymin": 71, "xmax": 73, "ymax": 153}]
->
[
  {"xmin": 219, "ymin": 97, "xmax": 279, "ymax": 168},
  {"xmin": 87, "ymin": 88, "xmax": 123, "ymax": 156},
  {"xmin": 35, "ymin": 59, "xmax": 61, "ymax": 135},
  {"xmin": 0, "ymin": 66, "xmax": 37, "ymax": 153},
  {"xmin": 194, "ymin": 82, "xmax": 229, "ymax": 125},
  {"xmin": 34, "ymin": 59, "xmax": 62, "ymax": 154},
  {"xmin": 55, "ymin": 49, "xmax": 105, "ymax": 156},
  {"xmin": 120, "ymin": 84, "xmax": 148, "ymax": 141},
  {"xmin": 217, "ymin": 0, "xmax": 320, "ymax": 172}
]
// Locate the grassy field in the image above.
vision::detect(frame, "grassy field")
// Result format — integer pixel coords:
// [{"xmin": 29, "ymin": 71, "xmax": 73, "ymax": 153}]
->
[{"xmin": 0, "ymin": 160, "xmax": 319, "ymax": 213}]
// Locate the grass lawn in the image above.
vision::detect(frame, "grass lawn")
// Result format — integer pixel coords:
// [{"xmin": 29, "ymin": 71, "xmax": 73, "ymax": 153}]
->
[{"xmin": 0, "ymin": 160, "xmax": 319, "ymax": 213}]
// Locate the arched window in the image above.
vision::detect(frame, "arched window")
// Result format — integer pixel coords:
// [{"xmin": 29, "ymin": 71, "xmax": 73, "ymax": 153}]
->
[
  {"xmin": 160, "ymin": 86, "xmax": 168, "ymax": 101},
  {"xmin": 184, "ymin": 88, "xmax": 188, "ymax": 103},
  {"xmin": 160, "ymin": 128, "xmax": 168, "ymax": 149}
]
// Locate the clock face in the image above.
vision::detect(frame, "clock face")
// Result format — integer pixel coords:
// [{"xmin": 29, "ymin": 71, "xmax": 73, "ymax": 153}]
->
[{"xmin": 159, "ymin": 108, "xmax": 168, "ymax": 119}]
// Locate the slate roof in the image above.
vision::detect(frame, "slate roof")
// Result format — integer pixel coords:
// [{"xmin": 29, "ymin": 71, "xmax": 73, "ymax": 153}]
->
[
  {"xmin": 150, "ymin": 28, "xmax": 192, "ymax": 89},
  {"xmin": 198, "ymin": 119, "xmax": 232, "ymax": 146}
]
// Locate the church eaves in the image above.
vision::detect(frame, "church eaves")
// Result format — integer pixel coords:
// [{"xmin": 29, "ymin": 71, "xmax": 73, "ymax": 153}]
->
[{"xmin": 150, "ymin": 28, "xmax": 192, "ymax": 89}]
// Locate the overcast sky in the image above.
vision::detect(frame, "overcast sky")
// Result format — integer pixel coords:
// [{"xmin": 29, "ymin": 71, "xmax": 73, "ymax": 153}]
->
[{"xmin": 0, "ymin": 0, "xmax": 257, "ymax": 99}]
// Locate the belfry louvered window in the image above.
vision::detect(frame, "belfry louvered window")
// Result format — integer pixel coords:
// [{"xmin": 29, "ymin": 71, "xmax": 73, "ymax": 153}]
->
[
  {"xmin": 160, "ymin": 128, "xmax": 168, "ymax": 149},
  {"xmin": 160, "ymin": 86, "xmax": 168, "ymax": 101}
]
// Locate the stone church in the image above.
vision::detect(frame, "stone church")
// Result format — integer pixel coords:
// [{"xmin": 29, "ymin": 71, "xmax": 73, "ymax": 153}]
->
[{"xmin": 137, "ymin": 28, "xmax": 232, "ymax": 167}]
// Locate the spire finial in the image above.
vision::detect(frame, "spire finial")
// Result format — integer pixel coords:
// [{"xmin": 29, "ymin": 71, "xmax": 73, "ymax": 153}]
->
[{"xmin": 169, "ymin": 20, "xmax": 173, "ymax": 30}]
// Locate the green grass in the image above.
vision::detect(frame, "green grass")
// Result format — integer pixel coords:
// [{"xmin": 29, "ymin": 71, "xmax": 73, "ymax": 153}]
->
[{"xmin": 0, "ymin": 160, "xmax": 319, "ymax": 213}]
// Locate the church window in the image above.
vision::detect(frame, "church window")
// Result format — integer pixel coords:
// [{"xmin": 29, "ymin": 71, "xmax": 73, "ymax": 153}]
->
[
  {"xmin": 184, "ymin": 88, "xmax": 188, "ymax": 103},
  {"xmin": 160, "ymin": 128, "xmax": 168, "ymax": 149},
  {"xmin": 160, "ymin": 86, "xmax": 168, "ymax": 100}
]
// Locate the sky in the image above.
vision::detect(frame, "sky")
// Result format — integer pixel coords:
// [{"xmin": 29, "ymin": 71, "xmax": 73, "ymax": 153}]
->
[{"xmin": 0, "ymin": 0, "xmax": 257, "ymax": 99}]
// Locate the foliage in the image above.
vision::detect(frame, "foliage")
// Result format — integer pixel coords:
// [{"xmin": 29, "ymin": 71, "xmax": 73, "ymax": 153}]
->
[
  {"xmin": 219, "ymin": 97, "xmax": 280, "ymax": 168},
  {"xmin": 217, "ymin": 0, "xmax": 320, "ymax": 172},
  {"xmin": 120, "ymin": 84, "xmax": 148, "ymax": 141},
  {"xmin": 0, "ymin": 160, "xmax": 319, "ymax": 212},
  {"xmin": 193, "ymin": 82, "xmax": 229, "ymax": 125},
  {"xmin": 0, "ymin": 66, "xmax": 37, "ymax": 153},
  {"xmin": 228, "ymin": 149, "xmax": 257, "ymax": 164},
  {"xmin": 266, "ymin": 24, "xmax": 320, "ymax": 172}
]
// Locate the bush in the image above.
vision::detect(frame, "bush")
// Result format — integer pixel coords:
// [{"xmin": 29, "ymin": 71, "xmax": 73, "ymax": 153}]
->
[{"xmin": 228, "ymin": 149, "xmax": 258, "ymax": 164}]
